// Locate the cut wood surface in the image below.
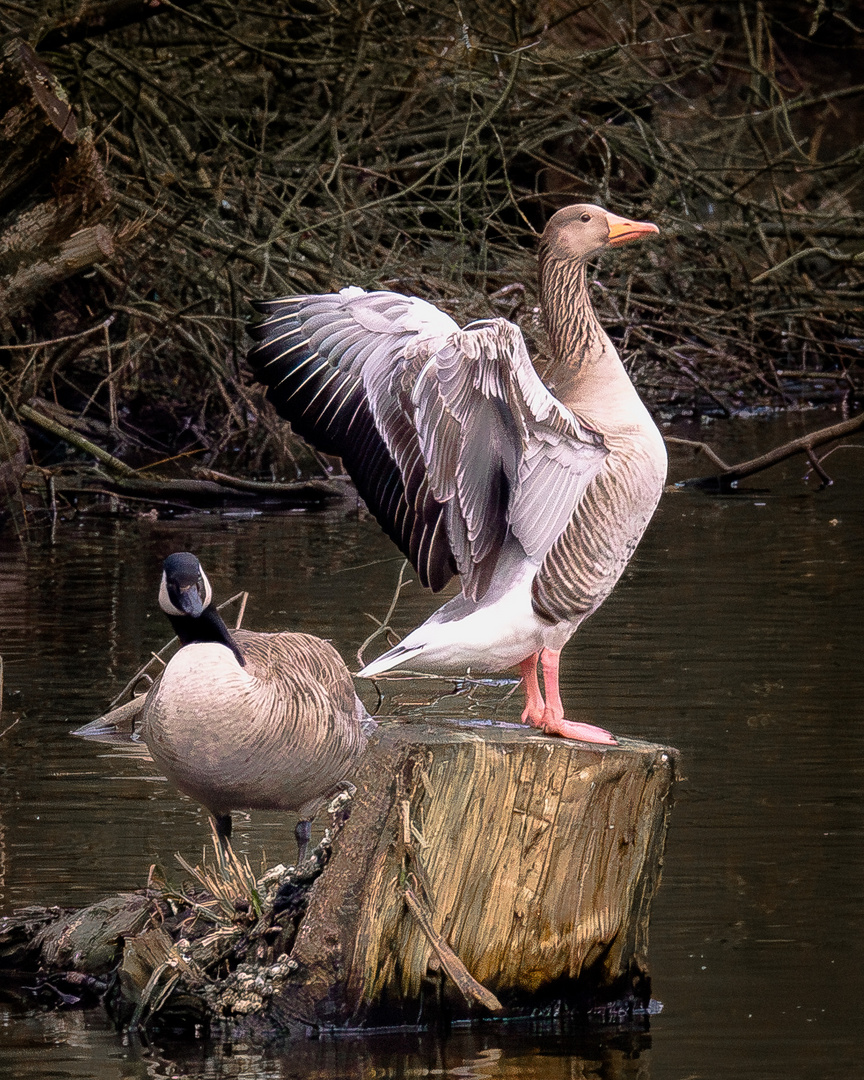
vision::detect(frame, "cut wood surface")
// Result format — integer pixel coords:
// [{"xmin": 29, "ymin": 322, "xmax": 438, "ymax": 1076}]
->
[{"xmin": 281, "ymin": 719, "xmax": 677, "ymax": 1027}]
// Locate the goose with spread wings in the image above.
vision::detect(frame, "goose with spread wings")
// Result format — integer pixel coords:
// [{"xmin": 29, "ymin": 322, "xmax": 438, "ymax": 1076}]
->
[{"xmin": 247, "ymin": 204, "xmax": 667, "ymax": 744}]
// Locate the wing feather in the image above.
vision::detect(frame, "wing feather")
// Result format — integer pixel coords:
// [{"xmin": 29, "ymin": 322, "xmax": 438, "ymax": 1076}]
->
[{"xmin": 248, "ymin": 289, "xmax": 606, "ymax": 601}]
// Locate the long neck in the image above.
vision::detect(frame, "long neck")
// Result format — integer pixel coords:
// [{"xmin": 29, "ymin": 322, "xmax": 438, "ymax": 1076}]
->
[
  {"xmin": 166, "ymin": 605, "xmax": 245, "ymax": 667},
  {"xmin": 538, "ymin": 249, "xmax": 604, "ymax": 383}
]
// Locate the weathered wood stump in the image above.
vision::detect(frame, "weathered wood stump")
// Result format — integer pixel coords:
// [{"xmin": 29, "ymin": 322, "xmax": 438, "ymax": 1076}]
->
[
  {"xmin": 0, "ymin": 718, "xmax": 676, "ymax": 1033},
  {"xmin": 279, "ymin": 719, "xmax": 676, "ymax": 1028}
]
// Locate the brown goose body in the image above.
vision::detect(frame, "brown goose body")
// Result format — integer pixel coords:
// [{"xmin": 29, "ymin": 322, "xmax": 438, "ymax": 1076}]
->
[
  {"xmin": 141, "ymin": 630, "xmax": 369, "ymax": 822},
  {"xmin": 247, "ymin": 205, "xmax": 666, "ymax": 743},
  {"xmin": 140, "ymin": 552, "xmax": 370, "ymax": 853}
]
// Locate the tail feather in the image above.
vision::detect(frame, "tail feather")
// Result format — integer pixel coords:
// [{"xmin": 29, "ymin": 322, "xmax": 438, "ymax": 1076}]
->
[{"xmin": 357, "ymin": 643, "xmax": 425, "ymax": 678}]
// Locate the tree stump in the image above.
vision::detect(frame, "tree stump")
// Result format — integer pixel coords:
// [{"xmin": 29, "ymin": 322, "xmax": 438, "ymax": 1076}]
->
[
  {"xmin": 0, "ymin": 718, "xmax": 677, "ymax": 1033},
  {"xmin": 276, "ymin": 718, "xmax": 677, "ymax": 1028}
]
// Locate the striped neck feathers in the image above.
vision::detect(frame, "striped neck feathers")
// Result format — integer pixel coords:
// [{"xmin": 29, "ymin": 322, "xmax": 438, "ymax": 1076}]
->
[
  {"xmin": 167, "ymin": 605, "xmax": 246, "ymax": 667},
  {"xmin": 538, "ymin": 245, "xmax": 604, "ymax": 376}
]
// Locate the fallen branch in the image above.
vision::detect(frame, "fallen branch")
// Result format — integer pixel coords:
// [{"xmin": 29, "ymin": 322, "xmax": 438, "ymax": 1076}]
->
[
  {"xmin": 35, "ymin": 0, "xmax": 202, "ymax": 52},
  {"xmin": 18, "ymin": 402, "xmax": 136, "ymax": 476},
  {"xmin": 18, "ymin": 404, "xmax": 347, "ymax": 501},
  {"xmin": 668, "ymin": 411, "xmax": 864, "ymax": 489},
  {"xmin": 193, "ymin": 466, "xmax": 347, "ymax": 496},
  {"xmin": 403, "ymin": 886, "xmax": 503, "ymax": 1013}
]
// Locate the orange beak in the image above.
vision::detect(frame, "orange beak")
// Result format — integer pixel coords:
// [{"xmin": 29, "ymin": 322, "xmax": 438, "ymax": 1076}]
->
[{"xmin": 604, "ymin": 211, "xmax": 659, "ymax": 246}]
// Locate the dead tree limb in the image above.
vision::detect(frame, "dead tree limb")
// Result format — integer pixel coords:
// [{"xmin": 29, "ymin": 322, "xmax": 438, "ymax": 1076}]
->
[
  {"xmin": 0, "ymin": 38, "xmax": 113, "ymax": 316},
  {"xmin": 18, "ymin": 405, "xmax": 347, "ymax": 505},
  {"xmin": 35, "ymin": 1, "xmax": 202, "ymax": 53},
  {"xmin": 192, "ymin": 466, "xmax": 346, "ymax": 496},
  {"xmin": 0, "ymin": 224, "xmax": 113, "ymax": 314},
  {"xmin": 18, "ymin": 402, "xmax": 135, "ymax": 475},
  {"xmin": 402, "ymin": 886, "xmax": 503, "ymax": 1013},
  {"xmin": 668, "ymin": 412, "xmax": 864, "ymax": 490}
]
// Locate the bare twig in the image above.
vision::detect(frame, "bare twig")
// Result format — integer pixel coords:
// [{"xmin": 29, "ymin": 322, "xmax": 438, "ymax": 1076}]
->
[
  {"xmin": 752, "ymin": 246, "xmax": 864, "ymax": 284},
  {"xmin": 0, "ymin": 718, "xmax": 19, "ymax": 739},
  {"xmin": 357, "ymin": 560, "xmax": 412, "ymax": 668},
  {"xmin": 673, "ymin": 412, "xmax": 864, "ymax": 488},
  {"xmin": 0, "ymin": 316, "xmax": 115, "ymax": 351}
]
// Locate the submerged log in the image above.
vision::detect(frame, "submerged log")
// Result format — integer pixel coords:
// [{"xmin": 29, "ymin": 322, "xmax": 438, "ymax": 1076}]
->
[{"xmin": 0, "ymin": 719, "xmax": 676, "ymax": 1034}]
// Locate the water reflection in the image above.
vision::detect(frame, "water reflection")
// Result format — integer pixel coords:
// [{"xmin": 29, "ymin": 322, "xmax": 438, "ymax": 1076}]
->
[
  {"xmin": 0, "ymin": 1010, "xmax": 652, "ymax": 1080},
  {"xmin": 1, "ymin": 413, "xmax": 863, "ymax": 1079}
]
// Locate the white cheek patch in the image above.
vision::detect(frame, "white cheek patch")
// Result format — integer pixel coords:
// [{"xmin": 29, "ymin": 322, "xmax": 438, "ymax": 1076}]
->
[
  {"xmin": 199, "ymin": 568, "xmax": 213, "ymax": 608},
  {"xmin": 158, "ymin": 572, "xmax": 185, "ymax": 616}
]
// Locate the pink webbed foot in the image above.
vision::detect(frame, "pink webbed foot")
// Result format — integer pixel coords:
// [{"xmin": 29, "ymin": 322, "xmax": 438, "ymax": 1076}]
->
[
  {"xmin": 518, "ymin": 649, "xmax": 618, "ymax": 744},
  {"xmin": 538, "ymin": 712, "xmax": 618, "ymax": 745}
]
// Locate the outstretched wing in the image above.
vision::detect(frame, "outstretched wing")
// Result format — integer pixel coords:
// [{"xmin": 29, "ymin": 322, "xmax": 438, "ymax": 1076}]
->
[
  {"xmin": 248, "ymin": 289, "xmax": 460, "ymax": 592},
  {"xmin": 248, "ymin": 288, "xmax": 607, "ymax": 600}
]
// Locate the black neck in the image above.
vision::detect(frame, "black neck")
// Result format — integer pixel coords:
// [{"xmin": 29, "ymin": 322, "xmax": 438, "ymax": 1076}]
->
[{"xmin": 167, "ymin": 605, "xmax": 245, "ymax": 667}]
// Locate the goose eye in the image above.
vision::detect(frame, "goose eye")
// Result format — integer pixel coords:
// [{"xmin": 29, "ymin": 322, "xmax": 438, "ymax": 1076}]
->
[{"xmin": 580, "ymin": 212, "xmax": 591, "ymax": 223}]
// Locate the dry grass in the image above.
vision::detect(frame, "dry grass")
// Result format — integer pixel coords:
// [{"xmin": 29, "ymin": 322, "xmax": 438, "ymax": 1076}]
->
[{"xmin": 170, "ymin": 821, "xmax": 264, "ymax": 922}]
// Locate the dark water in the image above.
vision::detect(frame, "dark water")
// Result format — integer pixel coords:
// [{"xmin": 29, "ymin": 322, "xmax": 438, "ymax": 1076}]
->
[{"xmin": 1, "ymin": 413, "xmax": 862, "ymax": 1079}]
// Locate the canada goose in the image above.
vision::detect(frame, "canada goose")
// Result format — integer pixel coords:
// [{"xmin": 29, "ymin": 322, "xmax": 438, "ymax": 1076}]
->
[
  {"xmin": 140, "ymin": 552, "xmax": 371, "ymax": 861},
  {"xmin": 247, "ymin": 205, "xmax": 666, "ymax": 745}
]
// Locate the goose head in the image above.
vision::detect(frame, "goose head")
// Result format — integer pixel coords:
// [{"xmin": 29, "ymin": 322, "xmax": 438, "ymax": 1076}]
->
[
  {"xmin": 541, "ymin": 203, "xmax": 659, "ymax": 262},
  {"xmin": 158, "ymin": 551, "xmax": 245, "ymax": 666},
  {"xmin": 159, "ymin": 551, "xmax": 213, "ymax": 618}
]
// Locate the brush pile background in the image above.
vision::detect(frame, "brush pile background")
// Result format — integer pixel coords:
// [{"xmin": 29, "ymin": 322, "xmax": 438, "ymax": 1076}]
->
[{"xmin": 1, "ymin": 1, "xmax": 862, "ymax": 476}]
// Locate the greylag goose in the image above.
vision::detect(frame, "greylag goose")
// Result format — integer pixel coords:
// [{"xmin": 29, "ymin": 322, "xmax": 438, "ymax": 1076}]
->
[
  {"xmin": 247, "ymin": 204, "xmax": 666, "ymax": 744},
  {"xmin": 140, "ymin": 552, "xmax": 371, "ymax": 860}
]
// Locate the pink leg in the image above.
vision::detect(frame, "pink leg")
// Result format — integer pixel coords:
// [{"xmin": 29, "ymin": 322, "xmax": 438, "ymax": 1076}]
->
[
  {"xmin": 538, "ymin": 648, "xmax": 618, "ymax": 745},
  {"xmin": 519, "ymin": 653, "xmax": 545, "ymax": 726}
]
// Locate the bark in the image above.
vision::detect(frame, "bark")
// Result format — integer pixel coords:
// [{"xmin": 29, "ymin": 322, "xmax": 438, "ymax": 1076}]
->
[
  {"xmin": 0, "ymin": 38, "xmax": 112, "ymax": 317},
  {"xmin": 0, "ymin": 224, "xmax": 113, "ymax": 315}
]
